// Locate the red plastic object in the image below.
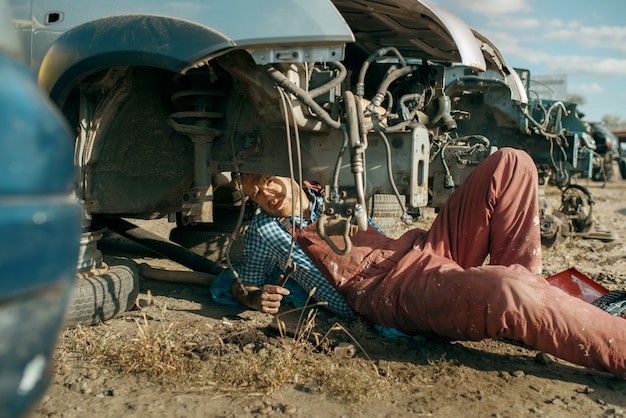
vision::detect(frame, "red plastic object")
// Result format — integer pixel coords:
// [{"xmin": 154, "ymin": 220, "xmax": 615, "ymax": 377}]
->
[{"xmin": 545, "ymin": 267, "xmax": 608, "ymax": 303}]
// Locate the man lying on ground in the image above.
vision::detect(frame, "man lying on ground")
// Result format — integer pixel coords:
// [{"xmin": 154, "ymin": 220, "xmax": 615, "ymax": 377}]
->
[{"xmin": 210, "ymin": 147, "xmax": 626, "ymax": 379}]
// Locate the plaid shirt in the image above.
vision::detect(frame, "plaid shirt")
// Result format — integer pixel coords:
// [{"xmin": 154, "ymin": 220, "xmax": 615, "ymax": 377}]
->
[{"xmin": 234, "ymin": 190, "xmax": 359, "ymax": 317}]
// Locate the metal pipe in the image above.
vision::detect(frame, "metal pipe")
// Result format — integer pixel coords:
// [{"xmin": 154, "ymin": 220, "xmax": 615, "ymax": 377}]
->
[
  {"xmin": 95, "ymin": 216, "xmax": 224, "ymax": 275},
  {"xmin": 265, "ymin": 65, "xmax": 342, "ymax": 129}
]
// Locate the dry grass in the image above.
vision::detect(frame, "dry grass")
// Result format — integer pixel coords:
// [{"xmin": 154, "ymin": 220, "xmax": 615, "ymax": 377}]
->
[
  {"xmin": 113, "ymin": 306, "xmax": 199, "ymax": 380},
  {"xmin": 55, "ymin": 301, "xmax": 397, "ymax": 402}
]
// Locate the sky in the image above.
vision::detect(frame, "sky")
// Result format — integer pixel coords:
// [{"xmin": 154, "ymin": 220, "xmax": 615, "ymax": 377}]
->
[{"xmin": 433, "ymin": 0, "xmax": 626, "ymax": 123}]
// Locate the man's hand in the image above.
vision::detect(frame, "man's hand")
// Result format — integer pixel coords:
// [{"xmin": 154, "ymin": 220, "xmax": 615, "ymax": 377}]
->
[
  {"xmin": 256, "ymin": 284, "xmax": 291, "ymax": 314},
  {"xmin": 230, "ymin": 281, "xmax": 290, "ymax": 314}
]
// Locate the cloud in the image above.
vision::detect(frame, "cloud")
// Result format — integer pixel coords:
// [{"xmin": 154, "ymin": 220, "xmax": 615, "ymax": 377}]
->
[
  {"xmin": 573, "ymin": 82, "xmax": 606, "ymax": 94},
  {"xmin": 487, "ymin": 17, "xmax": 540, "ymax": 30},
  {"xmin": 542, "ymin": 25, "xmax": 626, "ymax": 53},
  {"xmin": 441, "ymin": 0, "xmax": 531, "ymax": 16},
  {"xmin": 478, "ymin": 29, "xmax": 626, "ymax": 78},
  {"xmin": 577, "ymin": 26, "xmax": 626, "ymax": 54},
  {"xmin": 541, "ymin": 56, "xmax": 626, "ymax": 77},
  {"xmin": 516, "ymin": 51, "xmax": 626, "ymax": 78},
  {"xmin": 449, "ymin": 0, "xmax": 626, "ymax": 56}
]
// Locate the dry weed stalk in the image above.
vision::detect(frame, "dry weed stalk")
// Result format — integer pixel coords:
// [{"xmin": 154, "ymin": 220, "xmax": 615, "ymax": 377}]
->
[
  {"xmin": 56, "ymin": 291, "xmax": 393, "ymax": 401},
  {"xmin": 426, "ymin": 353, "xmax": 460, "ymax": 381},
  {"xmin": 266, "ymin": 288, "xmax": 391, "ymax": 400},
  {"xmin": 57, "ymin": 322, "xmax": 127, "ymax": 362},
  {"xmin": 110, "ymin": 304, "xmax": 198, "ymax": 384}
]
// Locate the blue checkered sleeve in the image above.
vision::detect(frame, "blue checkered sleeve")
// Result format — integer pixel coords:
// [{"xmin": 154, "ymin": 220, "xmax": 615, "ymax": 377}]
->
[{"xmin": 235, "ymin": 211, "xmax": 355, "ymax": 317}]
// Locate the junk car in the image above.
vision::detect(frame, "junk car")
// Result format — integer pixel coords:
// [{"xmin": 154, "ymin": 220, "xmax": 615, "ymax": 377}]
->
[
  {"xmin": 10, "ymin": 0, "xmax": 531, "ymax": 320},
  {"xmin": 444, "ymin": 64, "xmax": 617, "ymax": 246},
  {"xmin": 586, "ymin": 121, "xmax": 620, "ymax": 181}
]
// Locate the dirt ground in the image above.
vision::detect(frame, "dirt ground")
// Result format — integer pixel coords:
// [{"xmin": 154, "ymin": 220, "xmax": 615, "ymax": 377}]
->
[{"xmin": 33, "ymin": 166, "xmax": 626, "ymax": 418}]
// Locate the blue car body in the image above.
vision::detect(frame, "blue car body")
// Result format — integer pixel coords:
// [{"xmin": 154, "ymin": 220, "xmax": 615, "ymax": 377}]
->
[{"xmin": 0, "ymin": 5, "xmax": 82, "ymax": 416}]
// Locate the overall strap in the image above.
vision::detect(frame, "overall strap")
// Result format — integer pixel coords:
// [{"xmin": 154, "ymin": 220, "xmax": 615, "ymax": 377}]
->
[{"xmin": 303, "ymin": 180, "xmax": 324, "ymax": 195}]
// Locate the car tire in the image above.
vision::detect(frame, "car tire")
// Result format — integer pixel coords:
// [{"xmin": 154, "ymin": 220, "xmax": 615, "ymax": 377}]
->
[
  {"xmin": 368, "ymin": 194, "xmax": 416, "ymax": 237},
  {"xmin": 369, "ymin": 194, "xmax": 405, "ymax": 218},
  {"xmin": 65, "ymin": 256, "xmax": 139, "ymax": 325}
]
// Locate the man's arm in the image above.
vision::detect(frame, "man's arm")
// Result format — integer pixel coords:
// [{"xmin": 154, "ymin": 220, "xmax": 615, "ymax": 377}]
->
[
  {"xmin": 230, "ymin": 280, "xmax": 290, "ymax": 314},
  {"xmin": 233, "ymin": 211, "xmax": 354, "ymax": 317}
]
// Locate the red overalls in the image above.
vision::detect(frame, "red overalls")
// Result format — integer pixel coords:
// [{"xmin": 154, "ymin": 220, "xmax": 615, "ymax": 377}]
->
[{"xmin": 297, "ymin": 148, "xmax": 626, "ymax": 379}]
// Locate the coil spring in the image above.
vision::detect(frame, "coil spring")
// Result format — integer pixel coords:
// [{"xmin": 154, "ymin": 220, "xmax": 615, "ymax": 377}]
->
[
  {"xmin": 168, "ymin": 68, "xmax": 226, "ymax": 225},
  {"xmin": 168, "ymin": 69, "xmax": 225, "ymax": 138}
]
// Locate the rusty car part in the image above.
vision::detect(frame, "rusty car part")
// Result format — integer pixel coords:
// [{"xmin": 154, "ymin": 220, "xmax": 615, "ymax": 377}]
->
[
  {"xmin": 95, "ymin": 216, "xmax": 223, "ymax": 275},
  {"xmin": 137, "ymin": 263, "xmax": 215, "ymax": 287},
  {"xmin": 333, "ymin": 342, "xmax": 356, "ymax": 358}
]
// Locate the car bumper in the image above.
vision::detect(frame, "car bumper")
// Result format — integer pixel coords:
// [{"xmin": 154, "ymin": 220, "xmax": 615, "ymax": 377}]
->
[{"xmin": 0, "ymin": 197, "xmax": 80, "ymax": 418}]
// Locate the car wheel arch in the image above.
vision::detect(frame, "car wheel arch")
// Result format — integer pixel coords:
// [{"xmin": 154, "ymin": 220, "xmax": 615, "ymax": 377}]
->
[{"xmin": 37, "ymin": 15, "xmax": 234, "ymax": 103}]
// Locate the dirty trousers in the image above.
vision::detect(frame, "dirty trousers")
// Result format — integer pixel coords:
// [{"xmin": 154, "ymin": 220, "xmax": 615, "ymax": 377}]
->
[{"xmin": 297, "ymin": 148, "xmax": 626, "ymax": 378}]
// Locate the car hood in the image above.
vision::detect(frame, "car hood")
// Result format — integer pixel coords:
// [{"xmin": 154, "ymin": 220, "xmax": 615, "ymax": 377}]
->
[
  {"xmin": 471, "ymin": 29, "xmax": 528, "ymax": 104},
  {"xmin": 332, "ymin": 0, "xmax": 486, "ymax": 71}
]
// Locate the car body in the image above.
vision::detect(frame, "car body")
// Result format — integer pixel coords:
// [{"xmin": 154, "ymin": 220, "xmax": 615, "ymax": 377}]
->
[
  {"xmin": 588, "ymin": 122, "xmax": 619, "ymax": 157},
  {"xmin": 0, "ymin": 0, "xmax": 82, "ymax": 416},
  {"xmin": 612, "ymin": 130, "xmax": 626, "ymax": 179},
  {"xmin": 587, "ymin": 121, "xmax": 620, "ymax": 181},
  {"xmin": 444, "ymin": 65, "xmax": 596, "ymax": 185},
  {"xmin": 9, "ymin": 0, "xmax": 518, "ymax": 255},
  {"xmin": 20, "ymin": 1, "xmax": 593, "ymax": 301},
  {"xmin": 619, "ymin": 141, "xmax": 626, "ymax": 180},
  {"xmin": 442, "ymin": 64, "xmax": 620, "ymax": 244}
]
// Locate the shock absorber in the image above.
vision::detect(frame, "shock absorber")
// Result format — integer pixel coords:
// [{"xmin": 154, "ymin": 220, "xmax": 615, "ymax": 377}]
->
[{"xmin": 168, "ymin": 68, "xmax": 225, "ymax": 225}]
